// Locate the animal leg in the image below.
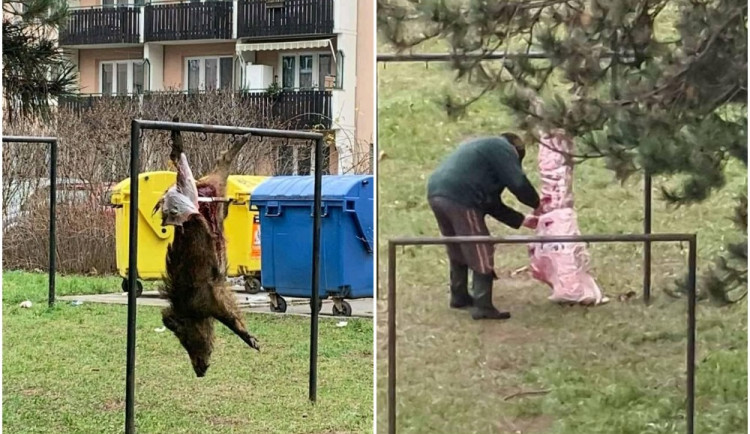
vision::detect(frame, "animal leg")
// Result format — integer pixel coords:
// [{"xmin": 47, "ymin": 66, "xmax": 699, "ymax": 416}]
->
[
  {"xmin": 169, "ymin": 116, "xmax": 184, "ymax": 165},
  {"xmin": 162, "ymin": 307, "xmax": 181, "ymax": 333},
  {"xmin": 206, "ymin": 134, "xmax": 252, "ymax": 197},
  {"xmin": 211, "ymin": 293, "xmax": 260, "ymax": 351},
  {"xmin": 153, "ymin": 119, "xmax": 199, "ymax": 218}
]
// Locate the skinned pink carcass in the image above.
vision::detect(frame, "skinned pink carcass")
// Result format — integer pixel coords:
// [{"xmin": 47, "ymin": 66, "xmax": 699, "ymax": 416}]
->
[{"xmin": 528, "ymin": 132, "xmax": 609, "ymax": 305}]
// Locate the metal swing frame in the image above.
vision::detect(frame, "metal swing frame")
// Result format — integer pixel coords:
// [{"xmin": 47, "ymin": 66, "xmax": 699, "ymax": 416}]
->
[{"xmin": 125, "ymin": 120, "xmax": 325, "ymax": 433}]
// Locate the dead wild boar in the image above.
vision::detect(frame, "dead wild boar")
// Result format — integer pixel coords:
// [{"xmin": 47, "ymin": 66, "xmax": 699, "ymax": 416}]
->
[{"xmin": 153, "ymin": 127, "xmax": 260, "ymax": 377}]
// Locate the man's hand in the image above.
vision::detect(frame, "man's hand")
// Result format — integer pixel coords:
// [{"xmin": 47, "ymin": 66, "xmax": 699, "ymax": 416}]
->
[{"xmin": 522, "ymin": 214, "xmax": 538, "ymax": 229}]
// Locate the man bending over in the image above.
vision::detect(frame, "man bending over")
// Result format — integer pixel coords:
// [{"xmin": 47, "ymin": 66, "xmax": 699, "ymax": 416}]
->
[{"xmin": 427, "ymin": 133, "xmax": 541, "ymax": 320}]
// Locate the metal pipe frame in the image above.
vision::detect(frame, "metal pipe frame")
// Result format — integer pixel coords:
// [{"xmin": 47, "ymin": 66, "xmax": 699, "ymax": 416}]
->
[
  {"xmin": 2, "ymin": 136, "xmax": 58, "ymax": 308},
  {"xmin": 376, "ymin": 50, "xmax": 630, "ymax": 64},
  {"xmin": 644, "ymin": 173, "xmax": 653, "ymax": 303},
  {"xmin": 126, "ymin": 120, "xmax": 325, "ymax": 434},
  {"xmin": 386, "ymin": 233, "xmax": 697, "ymax": 434},
  {"xmin": 377, "ymin": 51, "xmax": 551, "ymax": 63}
]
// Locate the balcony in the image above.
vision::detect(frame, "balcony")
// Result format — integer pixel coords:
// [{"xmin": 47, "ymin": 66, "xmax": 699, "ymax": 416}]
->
[
  {"xmin": 59, "ymin": 6, "xmax": 140, "ymax": 46},
  {"xmin": 237, "ymin": 0, "xmax": 334, "ymax": 40},
  {"xmin": 240, "ymin": 90, "xmax": 332, "ymax": 129},
  {"xmin": 145, "ymin": 1, "xmax": 233, "ymax": 42},
  {"xmin": 57, "ymin": 91, "xmax": 333, "ymax": 130}
]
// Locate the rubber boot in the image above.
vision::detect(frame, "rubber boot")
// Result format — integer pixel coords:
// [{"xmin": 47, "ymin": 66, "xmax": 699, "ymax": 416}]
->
[
  {"xmin": 470, "ymin": 272, "xmax": 511, "ymax": 320},
  {"xmin": 449, "ymin": 262, "xmax": 472, "ymax": 309}
]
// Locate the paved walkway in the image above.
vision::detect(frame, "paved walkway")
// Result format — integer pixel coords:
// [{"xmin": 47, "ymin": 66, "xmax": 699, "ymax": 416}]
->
[{"xmin": 58, "ymin": 287, "xmax": 373, "ymax": 319}]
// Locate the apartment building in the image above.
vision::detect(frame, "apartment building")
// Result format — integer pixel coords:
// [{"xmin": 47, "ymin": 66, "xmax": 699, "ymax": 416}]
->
[{"xmin": 58, "ymin": 0, "xmax": 374, "ymax": 174}]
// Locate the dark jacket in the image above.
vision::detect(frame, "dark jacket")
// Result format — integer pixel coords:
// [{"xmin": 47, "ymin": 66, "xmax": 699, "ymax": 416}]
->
[{"xmin": 427, "ymin": 136, "xmax": 540, "ymax": 228}]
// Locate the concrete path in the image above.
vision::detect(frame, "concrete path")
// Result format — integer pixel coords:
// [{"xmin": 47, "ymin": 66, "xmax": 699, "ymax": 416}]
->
[{"xmin": 58, "ymin": 287, "xmax": 373, "ymax": 319}]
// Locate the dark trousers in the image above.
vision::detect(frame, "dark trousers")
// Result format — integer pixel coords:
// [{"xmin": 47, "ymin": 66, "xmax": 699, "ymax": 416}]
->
[{"xmin": 428, "ymin": 196, "xmax": 497, "ymax": 278}]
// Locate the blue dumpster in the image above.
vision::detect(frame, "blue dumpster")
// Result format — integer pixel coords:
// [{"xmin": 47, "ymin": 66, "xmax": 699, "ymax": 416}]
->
[{"xmin": 250, "ymin": 175, "xmax": 373, "ymax": 316}]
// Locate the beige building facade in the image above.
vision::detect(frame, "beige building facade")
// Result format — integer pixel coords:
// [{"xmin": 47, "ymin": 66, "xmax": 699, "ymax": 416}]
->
[{"xmin": 59, "ymin": 0, "xmax": 374, "ymax": 174}]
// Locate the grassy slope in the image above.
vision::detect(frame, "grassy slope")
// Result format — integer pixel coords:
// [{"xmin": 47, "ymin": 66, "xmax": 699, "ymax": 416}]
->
[
  {"xmin": 375, "ymin": 58, "xmax": 747, "ymax": 433},
  {"xmin": 3, "ymin": 271, "xmax": 373, "ymax": 433}
]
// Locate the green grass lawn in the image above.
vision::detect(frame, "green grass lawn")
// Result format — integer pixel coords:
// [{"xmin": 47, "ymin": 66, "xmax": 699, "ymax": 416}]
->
[
  {"xmin": 3, "ymin": 270, "xmax": 373, "ymax": 433},
  {"xmin": 376, "ymin": 59, "xmax": 747, "ymax": 433}
]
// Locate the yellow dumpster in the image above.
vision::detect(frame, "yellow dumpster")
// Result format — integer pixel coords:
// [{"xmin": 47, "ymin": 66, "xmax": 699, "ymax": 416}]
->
[{"xmin": 110, "ymin": 172, "xmax": 268, "ymax": 296}]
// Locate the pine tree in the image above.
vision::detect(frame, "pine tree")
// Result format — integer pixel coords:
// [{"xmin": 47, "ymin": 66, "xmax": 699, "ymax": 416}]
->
[
  {"xmin": 3, "ymin": 0, "xmax": 77, "ymax": 122},
  {"xmin": 379, "ymin": 0, "xmax": 747, "ymax": 303}
]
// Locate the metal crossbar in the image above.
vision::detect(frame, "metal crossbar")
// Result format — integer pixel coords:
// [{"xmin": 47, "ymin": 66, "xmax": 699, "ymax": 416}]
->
[
  {"xmin": 2, "ymin": 136, "xmax": 58, "ymax": 307},
  {"xmin": 377, "ymin": 51, "xmax": 551, "ymax": 63},
  {"xmin": 386, "ymin": 233, "xmax": 697, "ymax": 434},
  {"xmin": 126, "ymin": 120, "xmax": 325, "ymax": 434},
  {"xmin": 376, "ymin": 50, "xmax": 630, "ymax": 64}
]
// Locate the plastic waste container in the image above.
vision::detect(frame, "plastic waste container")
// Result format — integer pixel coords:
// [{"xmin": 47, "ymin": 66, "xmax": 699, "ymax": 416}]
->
[
  {"xmin": 110, "ymin": 171, "xmax": 268, "ymax": 296},
  {"xmin": 250, "ymin": 175, "xmax": 373, "ymax": 316}
]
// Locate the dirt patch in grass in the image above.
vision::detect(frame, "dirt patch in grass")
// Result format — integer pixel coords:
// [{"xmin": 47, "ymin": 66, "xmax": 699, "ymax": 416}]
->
[
  {"xmin": 101, "ymin": 398, "xmax": 124, "ymax": 412},
  {"xmin": 316, "ymin": 431, "xmax": 360, "ymax": 434},
  {"xmin": 479, "ymin": 321, "xmax": 547, "ymax": 346},
  {"xmin": 209, "ymin": 416, "xmax": 244, "ymax": 427},
  {"xmin": 20, "ymin": 388, "xmax": 43, "ymax": 396},
  {"xmin": 494, "ymin": 413, "xmax": 555, "ymax": 433},
  {"xmin": 513, "ymin": 414, "xmax": 555, "ymax": 433}
]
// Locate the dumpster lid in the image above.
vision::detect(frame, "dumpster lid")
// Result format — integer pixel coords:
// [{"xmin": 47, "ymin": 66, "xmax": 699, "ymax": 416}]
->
[
  {"xmin": 228, "ymin": 175, "xmax": 269, "ymax": 193},
  {"xmin": 250, "ymin": 175, "xmax": 374, "ymax": 253},
  {"xmin": 227, "ymin": 175, "xmax": 269, "ymax": 203},
  {"xmin": 249, "ymin": 175, "xmax": 372, "ymax": 202}
]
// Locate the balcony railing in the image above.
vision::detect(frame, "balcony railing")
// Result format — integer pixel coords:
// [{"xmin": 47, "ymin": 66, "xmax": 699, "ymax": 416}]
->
[
  {"xmin": 57, "ymin": 94, "xmax": 138, "ymax": 114},
  {"xmin": 59, "ymin": 6, "xmax": 140, "ymax": 45},
  {"xmin": 60, "ymin": 0, "xmax": 338, "ymax": 45},
  {"xmin": 145, "ymin": 1, "xmax": 233, "ymax": 42},
  {"xmin": 240, "ymin": 90, "xmax": 332, "ymax": 129},
  {"xmin": 237, "ymin": 0, "xmax": 334, "ymax": 40},
  {"xmin": 57, "ymin": 91, "xmax": 333, "ymax": 130}
]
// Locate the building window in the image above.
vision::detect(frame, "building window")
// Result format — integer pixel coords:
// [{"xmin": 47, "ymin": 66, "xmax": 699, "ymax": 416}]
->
[
  {"xmin": 337, "ymin": 50, "xmax": 344, "ymax": 87},
  {"xmin": 275, "ymin": 143, "xmax": 295, "ymax": 175},
  {"xmin": 133, "ymin": 62, "xmax": 144, "ymax": 93},
  {"xmin": 100, "ymin": 60, "xmax": 145, "ymax": 95},
  {"xmin": 318, "ymin": 54, "xmax": 333, "ymax": 89},
  {"xmin": 275, "ymin": 144, "xmax": 330, "ymax": 176},
  {"xmin": 279, "ymin": 53, "xmax": 339, "ymax": 90},
  {"xmin": 102, "ymin": 0, "xmax": 137, "ymax": 6},
  {"xmin": 281, "ymin": 56, "xmax": 295, "ymax": 89},
  {"xmin": 185, "ymin": 56, "xmax": 234, "ymax": 92},
  {"xmin": 299, "ymin": 55, "xmax": 313, "ymax": 89},
  {"xmin": 298, "ymin": 146, "xmax": 311, "ymax": 175}
]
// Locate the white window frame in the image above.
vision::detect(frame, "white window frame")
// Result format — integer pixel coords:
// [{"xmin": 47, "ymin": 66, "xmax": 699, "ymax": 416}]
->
[
  {"xmin": 99, "ymin": 60, "xmax": 144, "ymax": 95},
  {"xmin": 276, "ymin": 147, "xmax": 312, "ymax": 176},
  {"xmin": 101, "ymin": 0, "xmax": 135, "ymax": 7},
  {"xmin": 276, "ymin": 142, "xmax": 330, "ymax": 176},
  {"xmin": 277, "ymin": 51, "xmax": 332, "ymax": 90},
  {"xmin": 184, "ymin": 56, "xmax": 234, "ymax": 92}
]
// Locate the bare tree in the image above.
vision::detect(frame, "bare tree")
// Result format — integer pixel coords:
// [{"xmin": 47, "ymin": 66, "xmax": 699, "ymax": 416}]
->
[{"xmin": 2, "ymin": 90, "xmax": 328, "ymax": 273}]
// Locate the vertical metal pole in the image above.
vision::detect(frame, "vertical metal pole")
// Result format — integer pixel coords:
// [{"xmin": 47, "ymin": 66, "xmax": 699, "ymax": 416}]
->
[
  {"xmin": 387, "ymin": 241, "xmax": 397, "ymax": 434},
  {"xmin": 309, "ymin": 137, "xmax": 324, "ymax": 402},
  {"xmin": 644, "ymin": 173, "xmax": 652, "ymax": 303},
  {"xmin": 48, "ymin": 140, "xmax": 57, "ymax": 307},
  {"xmin": 686, "ymin": 235, "xmax": 697, "ymax": 434},
  {"xmin": 125, "ymin": 121, "xmax": 141, "ymax": 434}
]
